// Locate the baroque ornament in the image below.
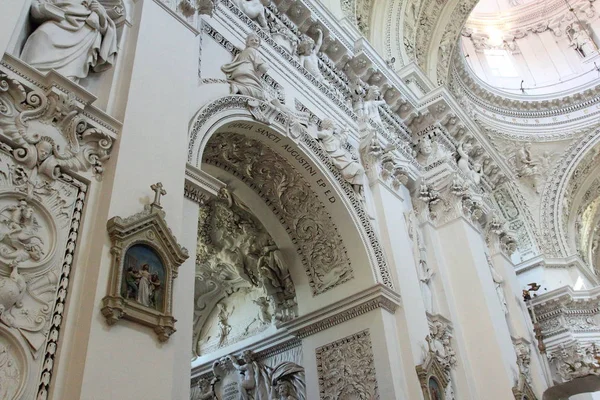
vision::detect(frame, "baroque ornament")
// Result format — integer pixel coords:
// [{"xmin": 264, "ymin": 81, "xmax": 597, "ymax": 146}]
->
[
  {"xmin": 316, "ymin": 330, "xmax": 379, "ymax": 400},
  {"xmin": 101, "ymin": 183, "xmax": 189, "ymax": 342},
  {"xmin": 203, "ymin": 131, "xmax": 354, "ymax": 295},
  {"xmin": 193, "ymin": 189, "xmax": 298, "ymax": 356},
  {"xmin": 0, "ymin": 73, "xmax": 115, "ymax": 181},
  {"xmin": 195, "ymin": 349, "xmax": 306, "ymax": 400}
]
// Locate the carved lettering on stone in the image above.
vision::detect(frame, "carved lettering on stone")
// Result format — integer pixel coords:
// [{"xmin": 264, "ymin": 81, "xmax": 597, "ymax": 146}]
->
[{"xmin": 316, "ymin": 330, "xmax": 379, "ymax": 399}]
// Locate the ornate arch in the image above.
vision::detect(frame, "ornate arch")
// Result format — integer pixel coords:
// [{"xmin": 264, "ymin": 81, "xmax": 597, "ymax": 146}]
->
[
  {"xmin": 539, "ymin": 128, "xmax": 600, "ymax": 258},
  {"xmin": 188, "ymin": 95, "xmax": 394, "ymax": 292}
]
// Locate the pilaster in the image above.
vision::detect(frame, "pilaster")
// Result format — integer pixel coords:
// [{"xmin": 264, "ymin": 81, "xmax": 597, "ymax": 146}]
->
[{"xmin": 415, "ymin": 161, "xmax": 517, "ymax": 400}]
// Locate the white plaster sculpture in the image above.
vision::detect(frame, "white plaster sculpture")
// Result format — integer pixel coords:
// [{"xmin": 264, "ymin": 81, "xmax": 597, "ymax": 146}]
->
[
  {"xmin": 405, "ymin": 211, "xmax": 434, "ymax": 313},
  {"xmin": 253, "ymin": 296, "xmax": 272, "ymax": 324},
  {"xmin": 316, "ymin": 119, "xmax": 365, "ymax": 195},
  {"xmin": 190, "ymin": 378, "xmax": 215, "ymax": 400},
  {"xmin": 516, "ymin": 143, "xmax": 539, "ymax": 178},
  {"xmin": 21, "ymin": 0, "xmax": 118, "ymax": 82},
  {"xmin": 224, "ymin": 350, "xmax": 306, "ymax": 399},
  {"xmin": 222, "ymin": 34, "xmax": 268, "ymax": 100},
  {"xmin": 457, "ymin": 142, "xmax": 473, "ymax": 178},
  {"xmin": 234, "ymin": 0, "xmax": 270, "ymax": 29},
  {"xmin": 362, "ymin": 86, "xmax": 386, "ymax": 126},
  {"xmin": 487, "ymin": 255, "xmax": 509, "ymax": 315},
  {"xmin": 416, "ymin": 137, "xmax": 451, "ymax": 166},
  {"xmin": 570, "ymin": 23, "xmax": 597, "ymax": 58},
  {"xmin": 217, "ymin": 303, "xmax": 232, "ymax": 346},
  {"xmin": 298, "ymin": 29, "xmax": 324, "ymax": 80}
]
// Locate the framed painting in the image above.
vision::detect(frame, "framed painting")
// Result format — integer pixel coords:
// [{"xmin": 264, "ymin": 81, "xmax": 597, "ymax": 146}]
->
[{"xmin": 101, "ymin": 183, "xmax": 189, "ymax": 342}]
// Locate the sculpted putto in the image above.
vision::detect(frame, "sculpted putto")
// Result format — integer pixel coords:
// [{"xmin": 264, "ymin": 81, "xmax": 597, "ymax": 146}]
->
[
  {"xmin": 21, "ymin": 0, "xmax": 118, "ymax": 82},
  {"xmin": 316, "ymin": 119, "xmax": 365, "ymax": 195}
]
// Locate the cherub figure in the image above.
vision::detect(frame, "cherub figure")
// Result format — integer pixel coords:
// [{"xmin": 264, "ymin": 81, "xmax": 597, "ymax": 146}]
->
[{"xmin": 298, "ymin": 29, "xmax": 324, "ymax": 80}]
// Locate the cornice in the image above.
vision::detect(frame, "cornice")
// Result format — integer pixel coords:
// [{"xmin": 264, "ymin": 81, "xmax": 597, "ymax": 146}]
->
[{"xmin": 281, "ymin": 284, "xmax": 401, "ymax": 338}]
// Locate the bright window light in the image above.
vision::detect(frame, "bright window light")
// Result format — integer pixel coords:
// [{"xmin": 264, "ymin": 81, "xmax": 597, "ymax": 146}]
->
[{"xmin": 484, "ymin": 49, "xmax": 519, "ymax": 77}]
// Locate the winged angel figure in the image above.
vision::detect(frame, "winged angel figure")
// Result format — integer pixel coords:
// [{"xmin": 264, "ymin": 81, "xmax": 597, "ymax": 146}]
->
[{"xmin": 0, "ymin": 74, "xmax": 113, "ymax": 187}]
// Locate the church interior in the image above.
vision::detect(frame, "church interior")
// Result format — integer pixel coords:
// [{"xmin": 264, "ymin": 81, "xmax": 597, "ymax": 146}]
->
[{"xmin": 2, "ymin": 0, "xmax": 600, "ymax": 399}]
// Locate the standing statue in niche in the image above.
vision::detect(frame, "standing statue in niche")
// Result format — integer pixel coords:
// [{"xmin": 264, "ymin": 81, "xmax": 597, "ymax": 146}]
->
[
  {"xmin": 21, "ymin": 0, "xmax": 118, "ymax": 82},
  {"xmin": 569, "ymin": 22, "xmax": 597, "ymax": 58},
  {"xmin": 222, "ymin": 34, "xmax": 269, "ymax": 100},
  {"xmin": 298, "ymin": 29, "xmax": 324, "ymax": 80},
  {"xmin": 316, "ymin": 119, "xmax": 365, "ymax": 195}
]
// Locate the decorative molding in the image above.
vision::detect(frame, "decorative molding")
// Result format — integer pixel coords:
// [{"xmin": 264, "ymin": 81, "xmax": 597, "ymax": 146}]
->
[
  {"xmin": 203, "ymin": 130, "xmax": 354, "ymax": 295},
  {"xmin": 101, "ymin": 184, "xmax": 189, "ymax": 342}
]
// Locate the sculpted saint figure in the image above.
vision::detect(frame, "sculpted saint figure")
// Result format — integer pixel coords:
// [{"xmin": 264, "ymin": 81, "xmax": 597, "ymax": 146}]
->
[
  {"xmin": 298, "ymin": 29, "xmax": 324, "ymax": 79},
  {"xmin": 21, "ymin": 0, "xmax": 118, "ymax": 82},
  {"xmin": 362, "ymin": 86, "xmax": 386, "ymax": 125},
  {"xmin": 316, "ymin": 119, "xmax": 365, "ymax": 195},
  {"xmin": 222, "ymin": 34, "xmax": 268, "ymax": 100},
  {"xmin": 457, "ymin": 142, "xmax": 472, "ymax": 177}
]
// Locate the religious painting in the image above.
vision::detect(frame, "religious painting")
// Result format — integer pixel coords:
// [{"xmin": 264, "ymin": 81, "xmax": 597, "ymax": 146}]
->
[
  {"xmin": 120, "ymin": 244, "xmax": 166, "ymax": 311},
  {"xmin": 428, "ymin": 377, "xmax": 444, "ymax": 400},
  {"xmin": 101, "ymin": 183, "xmax": 189, "ymax": 342}
]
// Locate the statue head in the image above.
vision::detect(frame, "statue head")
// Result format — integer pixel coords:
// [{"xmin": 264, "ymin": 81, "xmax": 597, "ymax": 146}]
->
[
  {"xmin": 246, "ymin": 33, "xmax": 261, "ymax": 49},
  {"xmin": 276, "ymin": 380, "xmax": 294, "ymax": 396},
  {"xmin": 298, "ymin": 36, "xmax": 315, "ymax": 55},
  {"xmin": 366, "ymin": 85, "xmax": 381, "ymax": 100},
  {"xmin": 36, "ymin": 138, "xmax": 54, "ymax": 162},
  {"xmin": 419, "ymin": 138, "xmax": 433, "ymax": 156}
]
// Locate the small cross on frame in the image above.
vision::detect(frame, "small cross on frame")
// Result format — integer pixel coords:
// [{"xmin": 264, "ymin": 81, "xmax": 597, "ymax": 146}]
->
[{"xmin": 150, "ymin": 182, "xmax": 167, "ymax": 209}]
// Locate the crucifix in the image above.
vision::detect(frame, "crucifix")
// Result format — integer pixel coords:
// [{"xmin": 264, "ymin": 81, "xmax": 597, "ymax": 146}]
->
[{"xmin": 150, "ymin": 182, "xmax": 167, "ymax": 209}]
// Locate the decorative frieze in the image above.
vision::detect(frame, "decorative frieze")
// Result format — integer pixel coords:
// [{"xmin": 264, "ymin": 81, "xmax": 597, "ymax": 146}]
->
[{"xmin": 316, "ymin": 330, "xmax": 379, "ymax": 400}]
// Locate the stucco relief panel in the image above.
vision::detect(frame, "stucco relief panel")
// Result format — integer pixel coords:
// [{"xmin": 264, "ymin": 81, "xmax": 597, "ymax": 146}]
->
[{"xmin": 202, "ymin": 131, "xmax": 354, "ymax": 295}]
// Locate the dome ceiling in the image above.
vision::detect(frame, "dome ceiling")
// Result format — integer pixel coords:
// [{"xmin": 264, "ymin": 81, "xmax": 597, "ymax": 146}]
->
[{"xmin": 461, "ymin": 0, "xmax": 600, "ymax": 96}]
